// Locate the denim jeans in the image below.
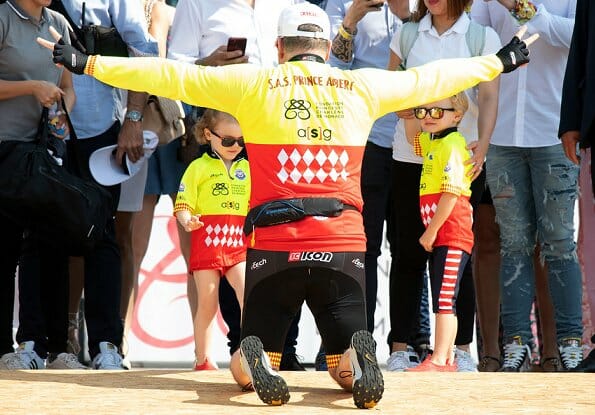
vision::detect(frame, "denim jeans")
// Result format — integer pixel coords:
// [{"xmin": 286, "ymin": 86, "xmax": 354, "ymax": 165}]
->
[{"xmin": 486, "ymin": 144, "xmax": 582, "ymax": 344}]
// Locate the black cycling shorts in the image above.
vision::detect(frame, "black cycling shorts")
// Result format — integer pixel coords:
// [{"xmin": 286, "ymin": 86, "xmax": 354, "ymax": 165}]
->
[{"xmin": 241, "ymin": 248, "xmax": 367, "ymax": 356}]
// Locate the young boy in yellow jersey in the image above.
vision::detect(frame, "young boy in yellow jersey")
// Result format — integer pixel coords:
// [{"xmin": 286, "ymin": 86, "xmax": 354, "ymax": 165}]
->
[
  {"xmin": 404, "ymin": 92, "xmax": 473, "ymax": 371},
  {"xmin": 174, "ymin": 109, "xmax": 250, "ymax": 371}
]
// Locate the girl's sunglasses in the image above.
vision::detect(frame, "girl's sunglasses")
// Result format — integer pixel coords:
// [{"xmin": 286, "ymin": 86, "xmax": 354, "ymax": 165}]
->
[
  {"xmin": 413, "ymin": 107, "xmax": 456, "ymax": 120},
  {"xmin": 209, "ymin": 129, "xmax": 245, "ymax": 147}
]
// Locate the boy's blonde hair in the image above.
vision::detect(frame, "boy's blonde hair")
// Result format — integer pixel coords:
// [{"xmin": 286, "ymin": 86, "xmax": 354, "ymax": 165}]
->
[
  {"xmin": 192, "ymin": 109, "xmax": 238, "ymax": 145},
  {"xmin": 451, "ymin": 91, "xmax": 469, "ymax": 116}
]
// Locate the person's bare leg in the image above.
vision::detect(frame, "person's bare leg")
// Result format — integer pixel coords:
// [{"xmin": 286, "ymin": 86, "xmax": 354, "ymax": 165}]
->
[
  {"xmin": 230, "ymin": 349, "xmax": 251, "ymax": 388},
  {"xmin": 192, "ymin": 270, "xmax": 220, "ymax": 365},
  {"xmin": 116, "ymin": 210, "xmax": 136, "ymax": 321},
  {"xmin": 473, "ymin": 204, "xmax": 502, "ymax": 363},
  {"xmin": 534, "ymin": 246, "xmax": 559, "ymax": 365},
  {"xmin": 331, "ymin": 351, "xmax": 354, "ymax": 391},
  {"xmin": 432, "ymin": 313, "xmax": 457, "ymax": 365}
]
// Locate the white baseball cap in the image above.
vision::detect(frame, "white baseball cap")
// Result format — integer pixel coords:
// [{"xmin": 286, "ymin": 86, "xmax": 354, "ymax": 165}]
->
[
  {"xmin": 89, "ymin": 130, "xmax": 158, "ymax": 186},
  {"xmin": 277, "ymin": 3, "xmax": 330, "ymax": 40}
]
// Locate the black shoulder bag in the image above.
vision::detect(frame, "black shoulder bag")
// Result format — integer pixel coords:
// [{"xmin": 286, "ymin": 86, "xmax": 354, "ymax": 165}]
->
[
  {"xmin": 0, "ymin": 102, "xmax": 113, "ymax": 256},
  {"xmin": 49, "ymin": 0, "xmax": 128, "ymax": 57}
]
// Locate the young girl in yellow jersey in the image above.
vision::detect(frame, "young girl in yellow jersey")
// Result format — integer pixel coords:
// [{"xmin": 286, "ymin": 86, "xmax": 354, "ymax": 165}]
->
[
  {"xmin": 404, "ymin": 92, "xmax": 473, "ymax": 371},
  {"xmin": 174, "ymin": 110, "xmax": 250, "ymax": 371}
]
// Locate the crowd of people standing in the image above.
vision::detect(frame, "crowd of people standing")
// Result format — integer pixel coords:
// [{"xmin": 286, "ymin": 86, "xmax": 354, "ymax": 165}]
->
[{"xmin": 1, "ymin": 0, "xmax": 594, "ymax": 399}]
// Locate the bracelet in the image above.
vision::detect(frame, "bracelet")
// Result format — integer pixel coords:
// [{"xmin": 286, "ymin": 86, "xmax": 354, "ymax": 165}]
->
[
  {"xmin": 338, "ymin": 24, "xmax": 357, "ymax": 40},
  {"xmin": 510, "ymin": 0, "xmax": 536, "ymax": 24}
]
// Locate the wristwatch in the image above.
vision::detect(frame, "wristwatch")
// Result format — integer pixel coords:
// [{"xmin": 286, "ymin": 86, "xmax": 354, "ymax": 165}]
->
[{"xmin": 125, "ymin": 110, "xmax": 143, "ymax": 122}]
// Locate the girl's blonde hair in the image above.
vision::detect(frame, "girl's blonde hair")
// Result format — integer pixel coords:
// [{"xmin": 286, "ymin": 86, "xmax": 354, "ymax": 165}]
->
[{"xmin": 192, "ymin": 109, "xmax": 239, "ymax": 145}]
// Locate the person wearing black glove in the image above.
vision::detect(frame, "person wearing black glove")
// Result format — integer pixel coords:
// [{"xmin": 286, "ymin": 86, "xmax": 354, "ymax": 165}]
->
[
  {"xmin": 47, "ymin": 27, "xmax": 88, "ymax": 75},
  {"xmin": 495, "ymin": 26, "xmax": 533, "ymax": 73}
]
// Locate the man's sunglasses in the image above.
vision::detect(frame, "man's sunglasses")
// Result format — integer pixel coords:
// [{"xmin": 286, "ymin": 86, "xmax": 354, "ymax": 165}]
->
[
  {"xmin": 413, "ymin": 107, "xmax": 456, "ymax": 120},
  {"xmin": 209, "ymin": 129, "xmax": 245, "ymax": 147}
]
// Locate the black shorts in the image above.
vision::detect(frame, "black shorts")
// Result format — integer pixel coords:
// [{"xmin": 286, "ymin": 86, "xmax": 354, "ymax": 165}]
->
[
  {"xmin": 428, "ymin": 246, "xmax": 470, "ymax": 314},
  {"xmin": 242, "ymin": 249, "xmax": 367, "ymax": 356}
]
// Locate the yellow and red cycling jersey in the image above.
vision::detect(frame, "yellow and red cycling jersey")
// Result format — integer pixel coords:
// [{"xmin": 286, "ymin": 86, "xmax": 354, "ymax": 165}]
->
[
  {"xmin": 174, "ymin": 150, "xmax": 250, "ymax": 271},
  {"xmin": 414, "ymin": 129, "xmax": 474, "ymax": 254},
  {"xmin": 86, "ymin": 53, "xmax": 502, "ymax": 252}
]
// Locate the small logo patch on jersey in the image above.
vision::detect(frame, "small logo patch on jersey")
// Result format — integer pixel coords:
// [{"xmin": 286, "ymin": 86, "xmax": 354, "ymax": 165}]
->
[
  {"xmin": 235, "ymin": 169, "xmax": 246, "ymax": 180},
  {"xmin": 178, "ymin": 183, "xmax": 185, "ymax": 192}
]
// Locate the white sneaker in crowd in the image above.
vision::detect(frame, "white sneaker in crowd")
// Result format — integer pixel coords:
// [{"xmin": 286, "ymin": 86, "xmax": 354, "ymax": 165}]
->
[
  {"xmin": 499, "ymin": 337, "xmax": 532, "ymax": 372},
  {"xmin": 47, "ymin": 353, "xmax": 88, "ymax": 369},
  {"xmin": 386, "ymin": 346, "xmax": 420, "ymax": 372},
  {"xmin": 92, "ymin": 342, "xmax": 126, "ymax": 370},
  {"xmin": 559, "ymin": 338, "xmax": 583, "ymax": 370},
  {"xmin": 0, "ymin": 341, "xmax": 45, "ymax": 370},
  {"xmin": 454, "ymin": 348, "xmax": 478, "ymax": 372}
]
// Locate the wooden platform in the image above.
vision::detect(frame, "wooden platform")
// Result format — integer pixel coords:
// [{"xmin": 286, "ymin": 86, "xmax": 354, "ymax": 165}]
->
[{"xmin": 0, "ymin": 370, "xmax": 593, "ymax": 414}]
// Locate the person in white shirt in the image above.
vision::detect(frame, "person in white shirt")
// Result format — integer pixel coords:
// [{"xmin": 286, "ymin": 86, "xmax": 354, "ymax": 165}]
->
[
  {"xmin": 164, "ymin": 0, "xmax": 307, "ymax": 371},
  {"xmin": 385, "ymin": 0, "xmax": 501, "ymax": 372},
  {"xmin": 471, "ymin": 0, "xmax": 583, "ymax": 372}
]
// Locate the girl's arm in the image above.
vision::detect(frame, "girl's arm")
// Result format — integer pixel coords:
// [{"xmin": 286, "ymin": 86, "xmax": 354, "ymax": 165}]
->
[
  {"xmin": 419, "ymin": 193, "xmax": 458, "ymax": 252},
  {"xmin": 175, "ymin": 210, "xmax": 203, "ymax": 232}
]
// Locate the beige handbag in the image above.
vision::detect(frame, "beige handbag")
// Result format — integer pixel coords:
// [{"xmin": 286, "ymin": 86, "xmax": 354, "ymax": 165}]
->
[{"xmin": 142, "ymin": 95, "xmax": 186, "ymax": 145}]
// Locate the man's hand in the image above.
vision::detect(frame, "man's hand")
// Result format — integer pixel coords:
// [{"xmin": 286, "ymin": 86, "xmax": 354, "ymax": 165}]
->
[
  {"xmin": 343, "ymin": 0, "xmax": 385, "ymax": 31},
  {"xmin": 561, "ymin": 131, "xmax": 581, "ymax": 165},
  {"xmin": 195, "ymin": 45, "xmax": 248, "ymax": 67},
  {"xmin": 484, "ymin": 0, "xmax": 516, "ymax": 11},
  {"xmin": 37, "ymin": 26, "xmax": 89, "ymax": 74},
  {"xmin": 496, "ymin": 26, "xmax": 539, "ymax": 73},
  {"xmin": 465, "ymin": 140, "xmax": 489, "ymax": 180},
  {"xmin": 116, "ymin": 119, "xmax": 144, "ymax": 163}
]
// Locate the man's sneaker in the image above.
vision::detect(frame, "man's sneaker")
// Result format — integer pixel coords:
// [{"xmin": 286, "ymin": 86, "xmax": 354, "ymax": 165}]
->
[
  {"xmin": 387, "ymin": 346, "xmax": 419, "ymax": 372},
  {"xmin": 92, "ymin": 342, "xmax": 126, "ymax": 370},
  {"xmin": 499, "ymin": 337, "xmax": 531, "ymax": 372},
  {"xmin": 455, "ymin": 348, "xmax": 478, "ymax": 372},
  {"xmin": 279, "ymin": 353, "xmax": 306, "ymax": 371},
  {"xmin": 314, "ymin": 347, "xmax": 327, "ymax": 371},
  {"xmin": 0, "ymin": 341, "xmax": 45, "ymax": 369},
  {"xmin": 239, "ymin": 336, "xmax": 289, "ymax": 406},
  {"xmin": 47, "ymin": 353, "xmax": 88, "ymax": 369},
  {"xmin": 559, "ymin": 338, "xmax": 583, "ymax": 370},
  {"xmin": 349, "ymin": 330, "xmax": 384, "ymax": 409}
]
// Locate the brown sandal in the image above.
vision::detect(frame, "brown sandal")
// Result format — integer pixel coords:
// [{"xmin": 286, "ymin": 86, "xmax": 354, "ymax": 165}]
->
[{"xmin": 478, "ymin": 355, "xmax": 501, "ymax": 372}]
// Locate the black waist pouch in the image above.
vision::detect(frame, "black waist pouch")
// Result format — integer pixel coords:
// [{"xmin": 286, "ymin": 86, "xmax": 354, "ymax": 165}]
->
[{"xmin": 244, "ymin": 197, "xmax": 353, "ymax": 235}]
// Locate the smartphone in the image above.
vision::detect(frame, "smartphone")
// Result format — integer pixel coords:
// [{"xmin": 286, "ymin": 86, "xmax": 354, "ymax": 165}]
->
[{"xmin": 227, "ymin": 37, "xmax": 247, "ymax": 56}]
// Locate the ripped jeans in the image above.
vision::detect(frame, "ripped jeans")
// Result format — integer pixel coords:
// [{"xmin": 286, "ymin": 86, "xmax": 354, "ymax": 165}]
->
[{"xmin": 486, "ymin": 144, "xmax": 582, "ymax": 345}]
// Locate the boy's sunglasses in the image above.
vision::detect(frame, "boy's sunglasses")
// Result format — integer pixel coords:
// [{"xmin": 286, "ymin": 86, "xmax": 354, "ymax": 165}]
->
[
  {"xmin": 413, "ymin": 107, "xmax": 456, "ymax": 120},
  {"xmin": 209, "ymin": 129, "xmax": 245, "ymax": 147}
]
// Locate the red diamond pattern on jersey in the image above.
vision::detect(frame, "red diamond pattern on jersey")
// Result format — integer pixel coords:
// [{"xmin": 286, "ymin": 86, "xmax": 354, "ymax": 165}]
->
[
  {"xmin": 204, "ymin": 223, "xmax": 244, "ymax": 248},
  {"xmin": 189, "ymin": 214, "xmax": 247, "ymax": 272},
  {"xmin": 276, "ymin": 148, "xmax": 350, "ymax": 184},
  {"xmin": 420, "ymin": 202, "xmax": 438, "ymax": 226}
]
